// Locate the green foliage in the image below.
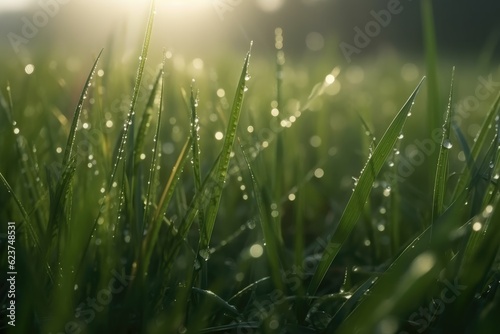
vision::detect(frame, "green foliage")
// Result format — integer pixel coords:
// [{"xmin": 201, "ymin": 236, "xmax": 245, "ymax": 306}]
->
[{"xmin": 1, "ymin": 1, "xmax": 500, "ymax": 333}]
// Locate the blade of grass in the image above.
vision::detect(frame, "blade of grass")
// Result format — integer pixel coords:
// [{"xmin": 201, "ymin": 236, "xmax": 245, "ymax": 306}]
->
[
  {"xmin": 0, "ymin": 173, "xmax": 42, "ymax": 254},
  {"xmin": 432, "ymin": 68, "xmax": 455, "ymax": 223},
  {"xmin": 62, "ymin": 49, "xmax": 103, "ymax": 166},
  {"xmin": 77, "ymin": 0, "xmax": 155, "ymax": 276},
  {"xmin": 188, "ymin": 85, "xmax": 202, "ymax": 193},
  {"xmin": 241, "ymin": 145, "xmax": 284, "ymax": 291},
  {"xmin": 142, "ymin": 68, "xmax": 165, "ymax": 228},
  {"xmin": 134, "ymin": 68, "xmax": 162, "ymax": 168},
  {"xmin": 452, "ymin": 91, "xmax": 500, "ymax": 201},
  {"xmin": 199, "ymin": 43, "xmax": 252, "ymax": 250},
  {"xmin": 307, "ymin": 78, "xmax": 425, "ymax": 296},
  {"xmin": 131, "ymin": 68, "xmax": 163, "ymax": 247},
  {"xmin": 107, "ymin": 0, "xmax": 155, "ymax": 192},
  {"xmin": 336, "ymin": 189, "xmax": 470, "ymax": 334},
  {"xmin": 140, "ymin": 136, "xmax": 192, "ymax": 277}
]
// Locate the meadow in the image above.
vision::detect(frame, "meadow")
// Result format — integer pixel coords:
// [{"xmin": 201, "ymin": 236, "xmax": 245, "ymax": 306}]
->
[{"xmin": 1, "ymin": 1, "xmax": 500, "ymax": 333}]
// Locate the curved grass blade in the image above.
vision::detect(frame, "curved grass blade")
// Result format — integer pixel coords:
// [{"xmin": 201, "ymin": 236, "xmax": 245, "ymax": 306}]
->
[
  {"xmin": 130, "ymin": 68, "xmax": 163, "ymax": 244},
  {"xmin": 0, "ymin": 173, "xmax": 40, "ymax": 250},
  {"xmin": 432, "ymin": 68, "xmax": 455, "ymax": 223},
  {"xmin": 199, "ymin": 44, "xmax": 252, "ymax": 250},
  {"xmin": 186, "ymin": 84, "xmax": 202, "ymax": 192},
  {"xmin": 62, "ymin": 49, "xmax": 103, "ymax": 166},
  {"xmin": 336, "ymin": 189, "xmax": 470, "ymax": 334},
  {"xmin": 140, "ymin": 136, "xmax": 192, "ymax": 276},
  {"xmin": 77, "ymin": 0, "xmax": 155, "ymax": 275},
  {"xmin": 191, "ymin": 287, "xmax": 240, "ymax": 317},
  {"xmin": 241, "ymin": 146, "xmax": 284, "ymax": 291},
  {"xmin": 107, "ymin": 0, "xmax": 155, "ymax": 192},
  {"xmin": 324, "ymin": 276, "xmax": 378, "ymax": 333},
  {"xmin": 452, "ymin": 91, "xmax": 500, "ymax": 201},
  {"xmin": 134, "ymin": 68, "xmax": 162, "ymax": 168},
  {"xmin": 307, "ymin": 78, "xmax": 425, "ymax": 296},
  {"xmin": 142, "ymin": 70, "xmax": 165, "ymax": 227}
]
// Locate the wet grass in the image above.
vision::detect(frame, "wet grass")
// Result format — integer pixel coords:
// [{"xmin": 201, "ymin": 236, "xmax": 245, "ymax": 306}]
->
[{"xmin": 1, "ymin": 2, "xmax": 500, "ymax": 334}]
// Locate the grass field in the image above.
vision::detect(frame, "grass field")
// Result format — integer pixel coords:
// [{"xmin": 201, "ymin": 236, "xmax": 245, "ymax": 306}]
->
[{"xmin": 1, "ymin": 1, "xmax": 500, "ymax": 333}]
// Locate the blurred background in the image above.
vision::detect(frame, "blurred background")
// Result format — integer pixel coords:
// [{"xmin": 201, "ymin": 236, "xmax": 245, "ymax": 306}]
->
[{"xmin": 1, "ymin": 0, "xmax": 500, "ymax": 64}]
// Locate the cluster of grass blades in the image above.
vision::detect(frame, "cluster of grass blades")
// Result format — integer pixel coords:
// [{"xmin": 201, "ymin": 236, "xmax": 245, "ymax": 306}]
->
[{"xmin": 1, "ymin": 1, "xmax": 500, "ymax": 333}]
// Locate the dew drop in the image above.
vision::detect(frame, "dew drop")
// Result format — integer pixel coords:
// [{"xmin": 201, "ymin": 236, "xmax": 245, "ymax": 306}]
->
[
  {"xmin": 199, "ymin": 249, "xmax": 210, "ymax": 261},
  {"xmin": 352, "ymin": 177, "xmax": 358, "ymax": 186},
  {"xmin": 246, "ymin": 219, "xmax": 256, "ymax": 229},
  {"xmin": 442, "ymin": 139, "xmax": 453, "ymax": 149}
]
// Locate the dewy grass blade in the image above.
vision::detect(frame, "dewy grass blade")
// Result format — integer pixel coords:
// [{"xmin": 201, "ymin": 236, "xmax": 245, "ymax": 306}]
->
[
  {"xmin": 143, "ymin": 67, "xmax": 165, "ymax": 227},
  {"xmin": 188, "ymin": 84, "xmax": 202, "ymax": 193},
  {"xmin": 0, "ymin": 173, "xmax": 40, "ymax": 250},
  {"xmin": 453, "ymin": 91, "xmax": 500, "ymax": 201},
  {"xmin": 62, "ymin": 49, "xmax": 103, "ymax": 167},
  {"xmin": 241, "ymin": 145, "xmax": 284, "ymax": 291},
  {"xmin": 199, "ymin": 44, "xmax": 252, "ymax": 250},
  {"xmin": 141, "ymin": 136, "xmax": 192, "ymax": 276},
  {"xmin": 107, "ymin": 0, "xmax": 155, "ymax": 192},
  {"xmin": 336, "ymin": 190, "xmax": 469, "ymax": 334},
  {"xmin": 432, "ymin": 68, "xmax": 455, "ymax": 224},
  {"xmin": 77, "ymin": 1, "xmax": 155, "ymax": 274},
  {"xmin": 134, "ymin": 69, "xmax": 162, "ymax": 169},
  {"xmin": 307, "ymin": 78, "xmax": 425, "ymax": 296}
]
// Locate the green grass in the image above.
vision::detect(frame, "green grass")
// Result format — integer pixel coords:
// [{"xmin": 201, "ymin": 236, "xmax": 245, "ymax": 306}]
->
[{"xmin": 1, "ymin": 2, "xmax": 500, "ymax": 334}]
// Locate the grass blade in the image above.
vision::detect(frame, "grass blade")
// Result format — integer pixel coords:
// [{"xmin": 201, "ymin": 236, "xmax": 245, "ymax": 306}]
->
[
  {"xmin": 142, "ymin": 69, "xmax": 165, "ymax": 228},
  {"xmin": 241, "ymin": 145, "xmax": 284, "ymax": 291},
  {"xmin": 141, "ymin": 136, "xmax": 192, "ymax": 276},
  {"xmin": 199, "ymin": 43, "xmax": 252, "ymax": 250},
  {"xmin": 62, "ymin": 49, "xmax": 103, "ymax": 166},
  {"xmin": 432, "ymin": 68, "xmax": 455, "ymax": 223},
  {"xmin": 134, "ymin": 68, "xmax": 162, "ymax": 169},
  {"xmin": 336, "ymin": 190, "xmax": 470, "ymax": 334},
  {"xmin": 107, "ymin": 0, "xmax": 155, "ymax": 192},
  {"xmin": 452, "ymin": 91, "xmax": 500, "ymax": 200},
  {"xmin": 307, "ymin": 78, "xmax": 425, "ymax": 296}
]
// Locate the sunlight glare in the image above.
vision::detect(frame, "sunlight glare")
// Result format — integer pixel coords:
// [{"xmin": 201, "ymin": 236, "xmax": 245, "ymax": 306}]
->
[{"xmin": 0, "ymin": 0, "xmax": 32, "ymax": 12}]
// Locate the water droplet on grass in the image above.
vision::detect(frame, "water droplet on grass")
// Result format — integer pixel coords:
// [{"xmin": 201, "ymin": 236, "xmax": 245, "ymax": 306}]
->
[
  {"xmin": 199, "ymin": 249, "xmax": 210, "ymax": 261},
  {"xmin": 352, "ymin": 177, "xmax": 358, "ymax": 186},
  {"xmin": 442, "ymin": 139, "xmax": 453, "ymax": 149},
  {"xmin": 246, "ymin": 220, "xmax": 256, "ymax": 229}
]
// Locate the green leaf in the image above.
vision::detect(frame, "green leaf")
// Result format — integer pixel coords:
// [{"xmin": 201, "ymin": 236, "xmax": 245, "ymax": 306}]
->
[
  {"xmin": 307, "ymin": 78, "xmax": 425, "ymax": 296},
  {"xmin": 452, "ymin": 91, "xmax": 500, "ymax": 201},
  {"xmin": 241, "ymin": 146, "xmax": 284, "ymax": 291},
  {"xmin": 432, "ymin": 68, "xmax": 455, "ymax": 223},
  {"xmin": 62, "ymin": 49, "xmax": 103, "ymax": 167},
  {"xmin": 199, "ymin": 44, "xmax": 252, "ymax": 250}
]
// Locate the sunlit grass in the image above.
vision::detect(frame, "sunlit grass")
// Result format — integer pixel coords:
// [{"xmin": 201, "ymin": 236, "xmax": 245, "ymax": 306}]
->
[{"xmin": 1, "ymin": 1, "xmax": 500, "ymax": 334}]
